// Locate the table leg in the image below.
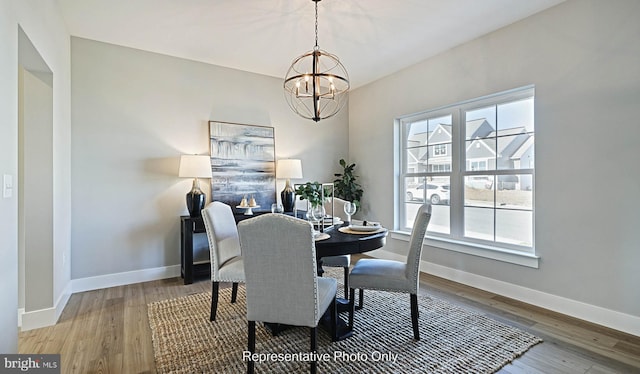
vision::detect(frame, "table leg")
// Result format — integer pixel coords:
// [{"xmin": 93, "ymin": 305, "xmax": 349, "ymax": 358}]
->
[
  {"xmin": 181, "ymin": 218, "xmax": 194, "ymax": 285},
  {"xmin": 320, "ymin": 300, "xmax": 353, "ymax": 341}
]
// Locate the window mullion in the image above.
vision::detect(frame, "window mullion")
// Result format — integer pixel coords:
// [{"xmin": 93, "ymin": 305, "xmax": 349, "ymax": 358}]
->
[{"xmin": 450, "ymin": 109, "xmax": 464, "ymax": 239}]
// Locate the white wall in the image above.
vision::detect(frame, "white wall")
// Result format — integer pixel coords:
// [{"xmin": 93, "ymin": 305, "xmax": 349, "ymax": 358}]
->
[
  {"xmin": 0, "ymin": 1, "xmax": 19, "ymax": 352},
  {"xmin": 349, "ymin": 0, "xmax": 640, "ymax": 328},
  {"xmin": 70, "ymin": 38, "xmax": 349, "ymax": 279},
  {"xmin": 0, "ymin": 0, "xmax": 71, "ymax": 349}
]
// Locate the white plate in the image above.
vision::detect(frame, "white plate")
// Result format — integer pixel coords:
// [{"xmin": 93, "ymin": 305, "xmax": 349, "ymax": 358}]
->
[{"xmin": 348, "ymin": 224, "xmax": 381, "ymax": 232}]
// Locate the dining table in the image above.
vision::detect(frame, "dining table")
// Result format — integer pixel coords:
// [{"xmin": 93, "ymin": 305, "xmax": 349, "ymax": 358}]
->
[
  {"xmin": 314, "ymin": 222, "xmax": 388, "ymax": 275},
  {"xmin": 264, "ymin": 220, "xmax": 388, "ymax": 341},
  {"xmin": 317, "ymin": 222, "xmax": 388, "ymax": 340},
  {"xmin": 243, "ymin": 212, "xmax": 388, "ymax": 341}
]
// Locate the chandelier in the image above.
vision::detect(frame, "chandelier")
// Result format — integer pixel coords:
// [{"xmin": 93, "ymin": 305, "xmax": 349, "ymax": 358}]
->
[{"xmin": 284, "ymin": 0, "xmax": 349, "ymax": 122}]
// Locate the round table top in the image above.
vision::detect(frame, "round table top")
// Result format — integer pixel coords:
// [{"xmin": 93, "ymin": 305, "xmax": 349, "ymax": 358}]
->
[{"xmin": 314, "ymin": 223, "xmax": 388, "ymax": 258}]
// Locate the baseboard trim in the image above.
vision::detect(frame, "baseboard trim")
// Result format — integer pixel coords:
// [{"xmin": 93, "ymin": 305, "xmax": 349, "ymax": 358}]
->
[
  {"xmin": 20, "ymin": 306, "xmax": 56, "ymax": 332},
  {"xmin": 71, "ymin": 265, "xmax": 181, "ymax": 294},
  {"xmin": 368, "ymin": 248, "xmax": 640, "ymax": 337},
  {"xmin": 20, "ymin": 282, "xmax": 72, "ymax": 332},
  {"xmin": 17, "ymin": 308, "xmax": 24, "ymax": 328},
  {"xmin": 19, "ymin": 265, "xmax": 181, "ymax": 330}
]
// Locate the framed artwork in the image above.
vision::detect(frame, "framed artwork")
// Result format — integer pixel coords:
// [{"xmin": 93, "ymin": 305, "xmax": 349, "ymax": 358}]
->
[{"xmin": 208, "ymin": 121, "xmax": 276, "ymax": 212}]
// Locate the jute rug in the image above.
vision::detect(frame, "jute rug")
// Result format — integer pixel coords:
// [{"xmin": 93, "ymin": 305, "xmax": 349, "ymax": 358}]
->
[{"xmin": 148, "ymin": 271, "xmax": 541, "ymax": 373}]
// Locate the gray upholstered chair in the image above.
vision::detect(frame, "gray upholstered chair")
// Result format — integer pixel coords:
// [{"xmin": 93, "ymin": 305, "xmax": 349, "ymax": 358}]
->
[
  {"xmin": 201, "ymin": 201, "xmax": 245, "ymax": 321},
  {"xmin": 348, "ymin": 204, "xmax": 431, "ymax": 340},
  {"xmin": 321, "ymin": 197, "xmax": 351, "ymax": 298},
  {"xmin": 239, "ymin": 213, "xmax": 341, "ymax": 374}
]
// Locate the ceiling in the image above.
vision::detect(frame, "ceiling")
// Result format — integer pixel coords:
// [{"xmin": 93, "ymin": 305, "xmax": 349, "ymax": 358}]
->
[{"xmin": 57, "ymin": 0, "xmax": 565, "ymax": 88}]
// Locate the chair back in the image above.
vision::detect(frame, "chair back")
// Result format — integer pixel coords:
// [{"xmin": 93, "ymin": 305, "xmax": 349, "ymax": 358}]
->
[
  {"xmin": 202, "ymin": 202, "xmax": 241, "ymax": 279},
  {"xmin": 405, "ymin": 204, "xmax": 432, "ymax": 288},
  {"xmin": 238, "ymin": 214, "xmax": 321, "ymax": 327},
  {"xmin": 324, "ymin": 197, "xmax": 350, "ymax": 221}
]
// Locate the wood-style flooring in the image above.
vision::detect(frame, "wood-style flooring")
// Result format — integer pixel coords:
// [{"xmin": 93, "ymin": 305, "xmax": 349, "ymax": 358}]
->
[{"xmin": 19, "ymin": 255, "xmax": 640, "ymax": 373}]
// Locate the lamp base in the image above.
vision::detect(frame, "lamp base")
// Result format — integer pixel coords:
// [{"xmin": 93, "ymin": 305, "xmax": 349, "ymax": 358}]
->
[
  {"xmin": 281, "ymin": 183, "xmax": 295, "ymax": 213},
  {"xmin": 186, "ymin": 180, "xmax": 206, "ymax": 217}
]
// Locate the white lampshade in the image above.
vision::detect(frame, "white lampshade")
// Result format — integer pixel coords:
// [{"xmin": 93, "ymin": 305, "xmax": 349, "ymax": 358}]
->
[
  {"xmin": 178, "ymin": 155, "xmax": 211, "ymax": 178},
  {"xmin": 276, "ymin": 159, "xmax": 303, "ymax": 179}
]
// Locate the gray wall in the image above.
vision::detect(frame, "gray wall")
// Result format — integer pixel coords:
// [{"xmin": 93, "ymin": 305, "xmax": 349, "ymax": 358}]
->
[
  {"xmin": 70, "ymin": 38, "xmax": 349, "ymax": 279},
  {"xmin": 349, "ymin": 0, "xmax": 640, "ymax": 317},
  {"xmin": 0, "ymin": 0, "xmax": 71, "ymax": 351}
]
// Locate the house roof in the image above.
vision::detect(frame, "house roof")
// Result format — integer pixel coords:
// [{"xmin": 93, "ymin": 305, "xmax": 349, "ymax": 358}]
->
[{"xmin": 511, "ymin": 135, "xmax": 535, "ymax": 160}]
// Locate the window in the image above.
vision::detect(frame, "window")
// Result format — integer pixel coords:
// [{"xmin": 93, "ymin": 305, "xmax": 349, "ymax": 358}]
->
[{"xmin": 398, "ymin": 86, "xmax": 535, "ymax": 254}]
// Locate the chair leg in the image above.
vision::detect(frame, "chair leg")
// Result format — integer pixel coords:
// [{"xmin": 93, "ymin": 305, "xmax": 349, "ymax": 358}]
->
[
  {"xmin": 342, "ymin": 266, "xmax": 349, "ymax": 299},
  {"xmin": 330, "ymin": 297, "xmax": 338, "ymax": 342},
  {"xmin": 210, "ymin": 282, "xmax": 220, "ymax": 321},
  {"xmin": 348, "ymin": 288, "xmax": 355, "ymax": 329},
  {"xmin": 410, "ymin": 293, "xmax": 420, "ymax": 340},
  {"xmin": 247, "ymin": 320, "xmax": 256, "ymax": 374},
  {"xmin": 356, "ymin": 289, "xmax": 364, "ymax": 310},
  {"xmin": 231, "ymin": 282, "xmax": 239, "ymax": 303},
  {"xmin": 310, "ymin": 327, "xmax": 317, "ymax": 374}
]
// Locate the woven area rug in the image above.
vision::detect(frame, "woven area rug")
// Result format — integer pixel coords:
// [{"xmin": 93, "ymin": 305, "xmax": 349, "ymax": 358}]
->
[{"xmin": 148, "ymin": 272, "xmax": 542, "ymax": 373}]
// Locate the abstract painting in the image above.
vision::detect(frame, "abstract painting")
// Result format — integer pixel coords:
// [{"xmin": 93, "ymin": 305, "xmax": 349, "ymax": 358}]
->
[{"xmin": 209, "ymin": 121, "xmax": 276, "ymax": 212}]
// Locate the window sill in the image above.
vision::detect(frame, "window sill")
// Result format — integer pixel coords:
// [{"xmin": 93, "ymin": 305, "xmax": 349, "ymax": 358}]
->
[{"xmin": 390, "ymin": 230, "xmax": 539, "ymax": 268}]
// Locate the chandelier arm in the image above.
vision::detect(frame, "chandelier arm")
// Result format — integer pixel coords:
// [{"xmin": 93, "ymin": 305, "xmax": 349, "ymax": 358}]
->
[
  {"xmin": 285, "ymin": 73, "xmax": 348, "ymax": 84},
  {"xmin": 299, "ymin": 98, "xmax": 316, "ymax": 119}
]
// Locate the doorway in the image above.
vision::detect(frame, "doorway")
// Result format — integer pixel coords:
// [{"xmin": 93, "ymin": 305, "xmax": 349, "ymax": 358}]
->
[{"xmin": 18, "ymin": 26, "xmax": 54, "ymax": 325}]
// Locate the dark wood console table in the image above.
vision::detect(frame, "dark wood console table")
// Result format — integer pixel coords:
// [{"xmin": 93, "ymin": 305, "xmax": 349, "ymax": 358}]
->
[
  {"xmin": 180, "ymin": 212, "xmax": 271, "ymax": 285},
  {"xmin": 180, "ymin": 215, "xmax": 210, "ymax": 285}
]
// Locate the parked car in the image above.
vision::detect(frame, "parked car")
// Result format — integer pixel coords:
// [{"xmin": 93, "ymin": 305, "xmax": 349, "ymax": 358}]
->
[{"xmin": 406, "ymin": 183, "xmax": 450, "ymax": 204}]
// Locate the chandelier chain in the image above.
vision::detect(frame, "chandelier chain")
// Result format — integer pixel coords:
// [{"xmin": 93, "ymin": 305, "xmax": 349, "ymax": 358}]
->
[{"xmin": 314, "ymin": 1, "xmax": 319, "ymax": 48}]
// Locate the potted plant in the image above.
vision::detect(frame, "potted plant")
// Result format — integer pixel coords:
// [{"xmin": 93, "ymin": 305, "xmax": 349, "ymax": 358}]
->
[
  {"xmin": 333, "ymin": 159, "xmax": 363, "ymax": 208},
  {"xmin": 295, "ymin": 182, "xmax": 328, "ymax": 208},
  {"xmin": 295, "ymin": 182, "xmax": 334, "ymax": 230}
]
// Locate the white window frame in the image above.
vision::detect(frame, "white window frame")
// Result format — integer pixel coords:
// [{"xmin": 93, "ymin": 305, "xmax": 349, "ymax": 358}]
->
[{"xmin": 395, "ymin": 86, "xmax": 538, "ymax": 268}]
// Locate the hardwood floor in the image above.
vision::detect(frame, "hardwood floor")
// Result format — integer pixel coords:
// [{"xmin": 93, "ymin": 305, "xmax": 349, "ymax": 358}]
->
[
  {"xmin": 19, "ymin": 259, "xmax": 640, "ymax": 373},
  {"xmin": 418, "ymin": 273, "xmax": 640, "ymax": 374}
]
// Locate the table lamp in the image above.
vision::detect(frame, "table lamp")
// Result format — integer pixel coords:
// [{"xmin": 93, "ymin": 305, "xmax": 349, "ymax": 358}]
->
[
  {"xmin": 179, "ymin": 155, "xmax": 211, "ymax": 217},
  {"xmin": 276, "ymin": 159, "xmax": 303, "ymax": 212}
]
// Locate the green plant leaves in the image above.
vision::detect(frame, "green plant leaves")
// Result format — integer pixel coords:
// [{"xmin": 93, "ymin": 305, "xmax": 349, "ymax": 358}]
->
[
  {"xmin": 295, "ymin": 182, "xmax": 325, "ymax": 207},
  {"xmin": 333, "ymin": 158, "xmax": 363, "ymax": 208}
]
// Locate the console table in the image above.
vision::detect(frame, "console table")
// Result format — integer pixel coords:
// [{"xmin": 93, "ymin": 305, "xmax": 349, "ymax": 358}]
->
[
  {"xmin": 180, "ymin": 215, "xmax": 210, "ymax": 285},
  {"xmin": 180, "ymin": 212, "xmax": 271, "ymax": 285}
]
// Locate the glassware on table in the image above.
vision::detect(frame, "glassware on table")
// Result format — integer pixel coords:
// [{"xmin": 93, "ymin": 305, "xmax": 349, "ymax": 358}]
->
[
  {"xmin": 344, "ymin": 202, "xmax": 357, "ymax": 224},
  {"xmin": 271, "ymin": 203, "xmax": 284, "ymax": 214},
  {"xmin": 310, "ymin": 204, "xmax": 326, "ymax": 236}
]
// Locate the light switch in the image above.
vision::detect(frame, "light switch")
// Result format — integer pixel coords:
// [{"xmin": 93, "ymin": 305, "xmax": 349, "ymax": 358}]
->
[{"xmin": 3, "ymin": 174, "xmax": 13, "ymax": 198}]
